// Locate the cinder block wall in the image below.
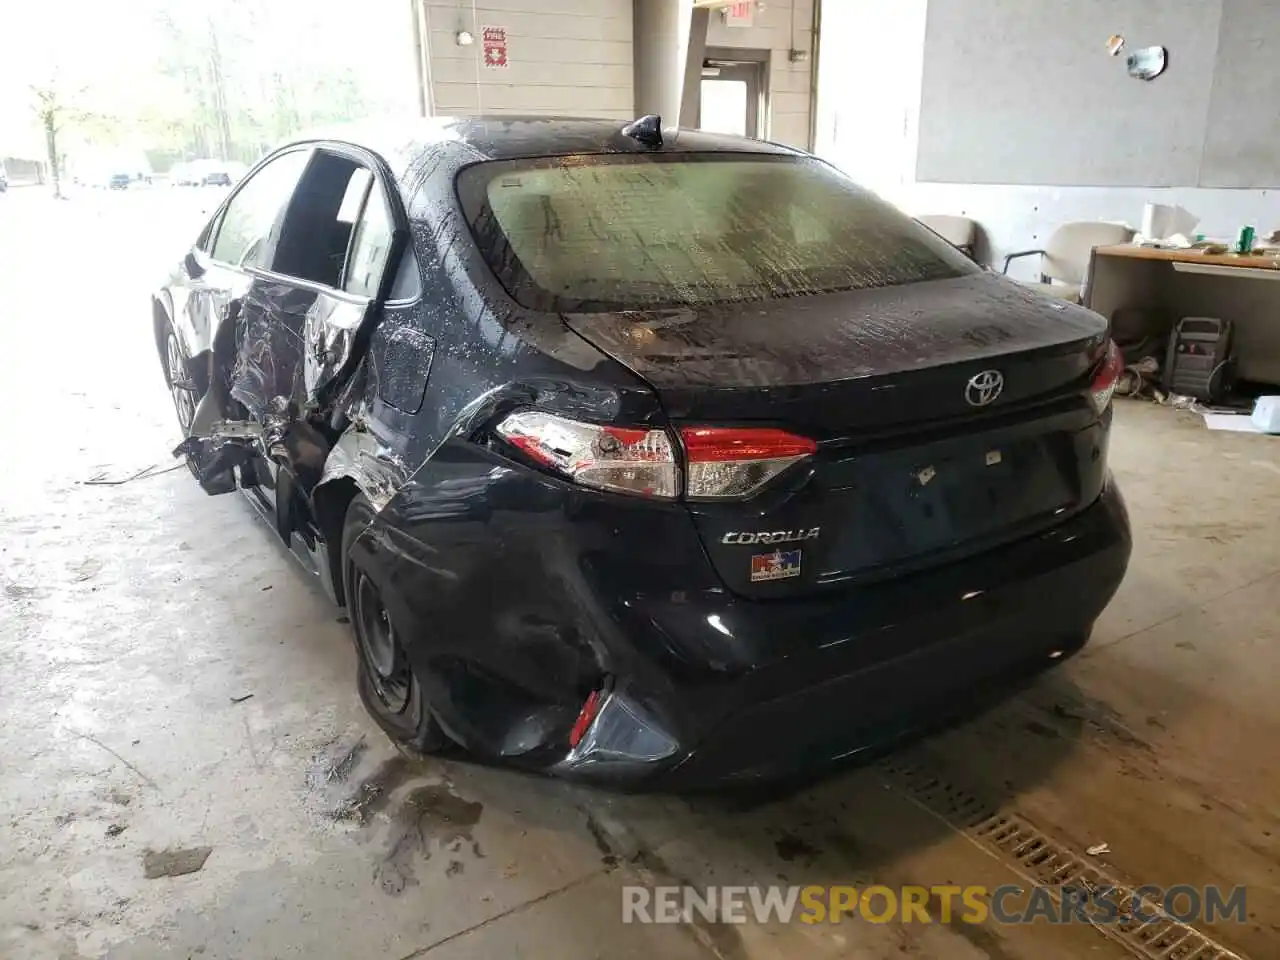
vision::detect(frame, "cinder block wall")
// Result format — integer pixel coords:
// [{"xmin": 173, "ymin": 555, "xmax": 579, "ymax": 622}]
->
[{"xmin": 421, "ymin": 0, "xmax": 635, "ymax": 119}]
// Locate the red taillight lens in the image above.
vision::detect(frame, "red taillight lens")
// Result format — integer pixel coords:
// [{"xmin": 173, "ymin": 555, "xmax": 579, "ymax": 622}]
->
[
  {"xmin": 1090, "ymin": 339, "xmax": 1124, "ymax": 413},
  {"xmin": 680, "ymin": 426, "xmax": 817, "ymax": 499},
  {"xmin": 495, "ymin": 410, "xmax": 678, "ymax": 498},
  {"xmin": 495, "ymin": 414, "xmax": 816, "ymax": 501},
  {"xmin": 568, "ymin": 689, "xmax": 602, "ymax": 747}
]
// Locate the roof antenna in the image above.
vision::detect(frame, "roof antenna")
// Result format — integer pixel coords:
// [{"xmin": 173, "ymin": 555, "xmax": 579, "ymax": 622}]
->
[{"xmin": 621, "ymin": 114, "xmax": 663, "ymax": 148}]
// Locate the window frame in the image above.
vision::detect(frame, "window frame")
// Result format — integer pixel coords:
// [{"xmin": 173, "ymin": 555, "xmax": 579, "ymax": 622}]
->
[
  {"xmin": 243, "ymin": 141, "xmax": 412, "ymax": 303},
  {"xmin": 203, "ymin": 146, "xmax": 314, "ymax": 267},
  {"xmin": 340, "ymin": 175, "xmax": 404, "ymax": 299}
]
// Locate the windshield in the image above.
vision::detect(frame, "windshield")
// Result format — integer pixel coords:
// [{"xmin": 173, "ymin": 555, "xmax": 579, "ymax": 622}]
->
[{"xmin": 456, "ymin": 154, "xmax": 980, "ymax": 312}]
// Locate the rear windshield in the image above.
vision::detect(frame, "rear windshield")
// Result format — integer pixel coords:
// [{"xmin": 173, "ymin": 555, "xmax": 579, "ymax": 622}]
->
[{"xmin": 456, "ymin": 154, "xmax": 979, "ymax": 312}]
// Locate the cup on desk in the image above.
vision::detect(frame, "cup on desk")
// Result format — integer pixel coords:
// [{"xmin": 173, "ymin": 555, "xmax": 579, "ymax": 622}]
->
[{"xmin": 1236, "ymin": 225, "xmax": 1256, "ymax": 254}]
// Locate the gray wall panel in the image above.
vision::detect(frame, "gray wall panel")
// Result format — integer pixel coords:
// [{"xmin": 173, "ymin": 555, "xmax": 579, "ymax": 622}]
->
[
  {"xmin": 917, "ymin": 0, "xmax": 1223, "ymax": 187},
  {"xmin": 1201, "ymin": 0, "xmax": 1280, "ymax": 188}
]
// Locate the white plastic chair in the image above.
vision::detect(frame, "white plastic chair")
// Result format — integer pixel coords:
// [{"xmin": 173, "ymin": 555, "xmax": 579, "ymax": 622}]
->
[{"xmin": 1002, "ymin": 221, "xmax": 1135, "ymax": 302}]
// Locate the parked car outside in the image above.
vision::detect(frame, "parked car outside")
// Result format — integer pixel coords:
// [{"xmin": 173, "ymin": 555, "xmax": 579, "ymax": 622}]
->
[
  {"xmin": 151, "ymin": 117, "xmax": 1131, "ymax": 787},
  {"xmin": 171, "ymin": 159, "xmax": 240, "ymax": 187}
]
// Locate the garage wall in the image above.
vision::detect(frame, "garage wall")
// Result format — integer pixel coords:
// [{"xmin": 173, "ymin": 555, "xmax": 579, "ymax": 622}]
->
[
  {"xmin": 705, "ymin": 0, "xmax": 815, "ymax": 149},
  {"xmin": 917, "ymin": 0, "xmax": 1280, "ymax": 190},
  {"xmin": 917, "ymin": 0, "xmax": 1223, "ymax": 188},
  {"xmin": 814, "ymin": 0, "xmax": 1280, "ymax": 277},
  {"xmin": 420, "ymin": 0, "xmax": 634, "ymax": 119}
]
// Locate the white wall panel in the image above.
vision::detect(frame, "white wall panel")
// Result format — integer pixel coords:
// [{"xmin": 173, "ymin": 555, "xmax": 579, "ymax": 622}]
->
[{"xmin": 421, "ymin": 0, "xmax": 632, "ymax": 118}]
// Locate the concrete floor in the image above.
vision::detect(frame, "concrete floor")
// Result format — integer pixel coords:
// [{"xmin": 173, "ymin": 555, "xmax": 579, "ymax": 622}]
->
[{"xmin": 2, "ymin": 187, "xmax": 1278, "ymax": 960}]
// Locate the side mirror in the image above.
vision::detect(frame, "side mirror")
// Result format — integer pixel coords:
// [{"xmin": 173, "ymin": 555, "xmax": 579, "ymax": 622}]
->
[{"xmin": 184, "ymin": 250, "xmax": 206, "ymax": 279}]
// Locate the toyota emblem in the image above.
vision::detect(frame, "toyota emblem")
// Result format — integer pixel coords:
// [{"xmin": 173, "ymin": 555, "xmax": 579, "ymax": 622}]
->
[{"xmin": 965, "ymin": 370, "xmax": 1004, "ymax": 407}]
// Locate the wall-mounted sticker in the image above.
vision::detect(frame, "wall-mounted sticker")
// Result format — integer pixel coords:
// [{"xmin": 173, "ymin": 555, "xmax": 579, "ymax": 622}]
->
[{"xmin": 482, "ymin": 26, "xmax": 508, "ymax": 68}]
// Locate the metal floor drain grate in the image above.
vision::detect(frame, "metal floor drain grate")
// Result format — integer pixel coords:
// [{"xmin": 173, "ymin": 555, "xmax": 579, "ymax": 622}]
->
[{"xmin": 876, "ymin": 755, "xmax": 1246, "ymax": 960}]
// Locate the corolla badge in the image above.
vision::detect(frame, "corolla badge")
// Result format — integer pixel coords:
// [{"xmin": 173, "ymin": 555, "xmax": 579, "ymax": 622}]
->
[
  {"xmin": 965, "ymin": 370, "xmax": 1004, "ymax": 407},
  {"xmin": 722, "ymin": 528, "xmax": 820, "ymax": 545}
]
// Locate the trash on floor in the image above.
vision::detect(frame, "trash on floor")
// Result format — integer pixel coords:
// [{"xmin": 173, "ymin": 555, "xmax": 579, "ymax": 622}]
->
[
  {"xmin": 1086, "ymin": 842, "xmax": 1111, "ymax": 856},
  {"xmin": 143, "ymin": 845, "xmax": 212, "ymax": 879},
  {"xmin": 1200, "ymin": 396, "xmax": 1280, "ymax": 435},
  {"xmin": 84, "ymin": 461, "xmax": 187, "ymax": 486},
  {"xmin": 1115, "ymin": 354, "xmax": 1166, "ymax": 402}
]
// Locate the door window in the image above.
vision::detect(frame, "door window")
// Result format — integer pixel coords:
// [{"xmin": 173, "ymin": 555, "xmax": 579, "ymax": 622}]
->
[
  {"xmin": 211, "ymin": 151, "xmax": 309, "ymax": 267},
  {"xmin": 343, "ymin": 186, "xmax": 395, "ymax": 297},
  {"xmin": 269, "ymin": 152, "xmax": 396, "ymax": 292}
]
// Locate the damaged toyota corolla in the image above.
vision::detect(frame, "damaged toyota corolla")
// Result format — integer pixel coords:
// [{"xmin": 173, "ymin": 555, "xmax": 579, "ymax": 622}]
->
[{"xmin": 153, "ymin": 116, "xmax": 1131, "ymax": 787}]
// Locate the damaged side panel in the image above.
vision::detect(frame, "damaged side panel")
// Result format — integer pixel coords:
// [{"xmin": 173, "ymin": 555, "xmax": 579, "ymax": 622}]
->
[
  {"xmin": 180, "ymin": 275, "xmax": 372, "ymax": 497},
  {"xmin": 342, "ymin": 435, "xmax": 718, "ymax": 767},
  {"xmin": 313, "ymin": 229, "xmax": 687, "ymax": 765}
]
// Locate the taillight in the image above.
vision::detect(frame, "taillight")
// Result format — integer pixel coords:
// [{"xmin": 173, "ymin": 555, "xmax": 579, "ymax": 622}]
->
[
  {"xmin": 568, "ymin": 689, "xmax": 602, "ymax": 747},
  {"xmin": 680, "ymin": 426, "xmax": 817, "ymax": 499},
  {"xmin": 494, "ymin": 413, "xmax": 816, "ymax": 500},
  {"xmin": 1090, "ymin": 339, "xmax": 1124, "ymax": 413},
  {"xmin": 495, "ymin": 410, "xmax": 679, "ymax": 498}
]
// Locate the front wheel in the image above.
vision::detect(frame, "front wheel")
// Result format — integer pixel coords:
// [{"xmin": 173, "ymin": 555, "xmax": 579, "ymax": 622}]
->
[
  {"xmin": 161, "ymin": 323, "xmax": 196, "ymax": 436},
  {"xmin": 341, "ymin": 494, "xmax": 445, "ymax": 754}
]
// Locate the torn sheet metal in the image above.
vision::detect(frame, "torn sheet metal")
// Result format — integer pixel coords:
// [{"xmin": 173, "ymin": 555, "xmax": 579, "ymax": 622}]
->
[
  {"xmin": 229, "ymin": 283, "xmax": 311, "ymax": 421},
  {"xmin": 316, "ymin": 423, "xmax": 412, "ymax": 512},
  {"xmin": 172, "ymin": 421, "xmax": 264, "ymax": 495},
  {"xmin": 303, "ymin": 296, "xmax": 369, "ymax": 407}
]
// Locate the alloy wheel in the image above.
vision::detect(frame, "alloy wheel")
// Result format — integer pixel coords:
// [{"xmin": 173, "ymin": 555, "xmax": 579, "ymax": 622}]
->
[{"xmin": 166, "ymin": 332, "xmax": 196, "ymax": 434}]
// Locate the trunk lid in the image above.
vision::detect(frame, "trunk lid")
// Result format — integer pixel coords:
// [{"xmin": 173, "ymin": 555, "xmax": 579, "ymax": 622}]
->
[{"xmin": 565, "ymin": 273, "xmax": 1113, "ymax": 598}]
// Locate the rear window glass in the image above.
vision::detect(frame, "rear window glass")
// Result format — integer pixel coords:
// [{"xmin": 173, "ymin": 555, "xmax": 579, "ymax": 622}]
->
[{"xmin": 456, "ymin": 154, "xmax": 979, "ymax": 312}]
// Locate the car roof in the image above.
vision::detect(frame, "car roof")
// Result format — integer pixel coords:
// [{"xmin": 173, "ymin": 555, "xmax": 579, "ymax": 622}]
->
[{"xmin": 286, "ymin": 115, "xmax": 806, "ymax": 183}]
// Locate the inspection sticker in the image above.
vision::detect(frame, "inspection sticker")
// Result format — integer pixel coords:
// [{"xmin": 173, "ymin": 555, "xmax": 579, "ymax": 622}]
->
[{"xmin": 751, "ymin": 549, "xmax": 802, "ymax": 582}]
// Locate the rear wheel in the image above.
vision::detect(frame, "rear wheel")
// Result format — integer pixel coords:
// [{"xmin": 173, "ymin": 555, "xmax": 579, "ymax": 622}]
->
[{"xmin": 341, "ymin": 494, "xmax": 445, "ymax": 754}]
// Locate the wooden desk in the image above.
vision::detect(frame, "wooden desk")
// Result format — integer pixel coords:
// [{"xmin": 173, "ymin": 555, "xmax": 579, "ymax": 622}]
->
[
  {"xmin": 1085, "ymin": 244, "xmax": 1280, "ymax": 385},
  {"xmin": 1090, "ymin": 244, "xmax": 1280, "ymax": 272}
]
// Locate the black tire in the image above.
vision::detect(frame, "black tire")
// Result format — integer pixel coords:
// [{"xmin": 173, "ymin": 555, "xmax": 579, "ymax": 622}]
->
[
  {"xmin": 159, "ymin": 317, "xmax": 201, "ymax": 479},
  {"xmin": 341, "ymin": 494, "xmax": 445, "ymax": 753},
  {"xmin": 160, "ymin": 319, "xmax": 197, "ymax": 436}
]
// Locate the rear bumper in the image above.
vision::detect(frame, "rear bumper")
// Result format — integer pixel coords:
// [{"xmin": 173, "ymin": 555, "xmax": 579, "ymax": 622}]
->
[{"xmin": 560, "ymin": 480, "xmax": 1131, "ymax": 788}]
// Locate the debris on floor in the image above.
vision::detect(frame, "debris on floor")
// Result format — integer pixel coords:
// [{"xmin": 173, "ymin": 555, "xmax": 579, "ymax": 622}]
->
[
  {"xmin": 1115, "ymin": 354, "xmax": 1166, "ymax": 402},
  {"xmin": 84, "ymin": 461, "xmax": 187, "ymax": 486},
  {"xmin": 72, "ymin": 558, "xmax": 103, "ymax": 582},
  {"xmin": 230, "ymin": 693, "xmax": 254, "ymax": 704},
  {"xmin": 1086, "ymin": 842, "xmax": 1111, "ymax": 856},
  {"xmin": 1199, "ymin": 395, "xmax": 1280, "ymax": 435},
  {"xmin": 307, "ymin": 735, "xmax": 368, "ymax": 788},
  {"xmin": 105, "ymin": 824, "xmax": 126, "ymax": 838},
  {"xmin": 143, "ymin": 846, "xmax": 213, "ymax": 879}
]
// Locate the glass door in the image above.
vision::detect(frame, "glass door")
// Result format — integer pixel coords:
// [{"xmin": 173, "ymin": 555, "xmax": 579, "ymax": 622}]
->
[{"xmin": 700, "ymin": 57, "xmax": 764, "ymax": 139}]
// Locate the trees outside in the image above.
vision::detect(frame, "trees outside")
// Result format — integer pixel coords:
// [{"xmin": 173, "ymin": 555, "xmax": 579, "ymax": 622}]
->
[
  {"xmin": 3, "ymin": 0, "xmax": 419, "ymax": 177},
  {"xmin": 30, "ymin": 84, "xmax": 89, "ymax": 198}
]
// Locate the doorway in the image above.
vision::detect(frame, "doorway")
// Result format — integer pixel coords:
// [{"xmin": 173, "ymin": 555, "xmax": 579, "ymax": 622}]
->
[{"xmin": 699, "ymin": 49, "xmax": 767, "ymax": 139}]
